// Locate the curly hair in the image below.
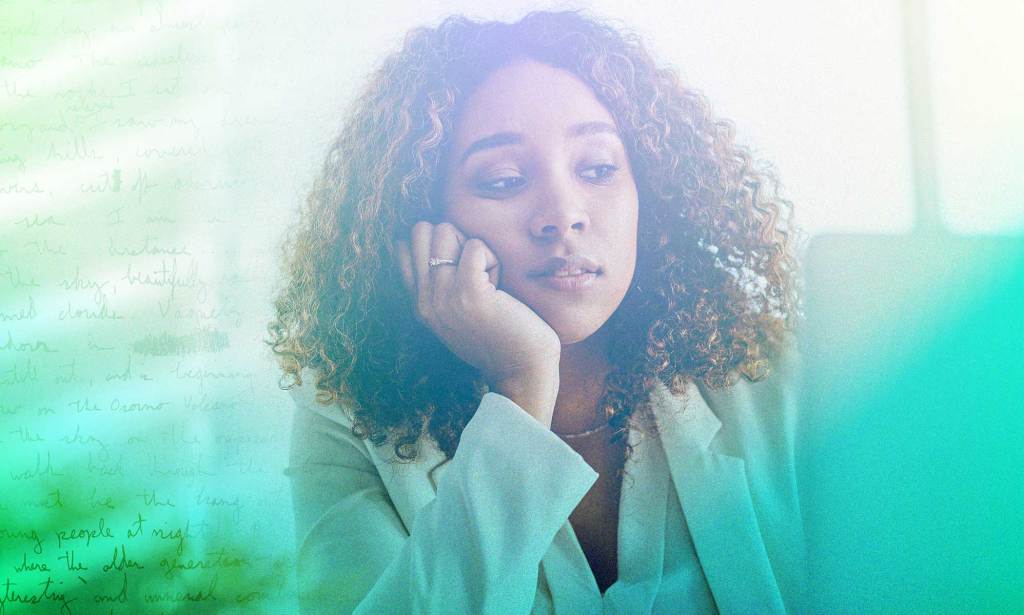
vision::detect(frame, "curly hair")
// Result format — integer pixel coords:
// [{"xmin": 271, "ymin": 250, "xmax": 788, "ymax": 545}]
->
[{"xmin": 268, "ymin": 9, "xmax": 800, "ymax": 468}]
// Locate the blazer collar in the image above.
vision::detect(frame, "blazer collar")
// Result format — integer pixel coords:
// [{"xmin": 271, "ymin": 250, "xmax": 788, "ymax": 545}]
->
[
  {"xmin": 648, "ymin": 378, "xmax": 721, "ymax": 452},
  {"xmin": 652, "ymin": 378, "xmax": 787, "ymax": 613}
]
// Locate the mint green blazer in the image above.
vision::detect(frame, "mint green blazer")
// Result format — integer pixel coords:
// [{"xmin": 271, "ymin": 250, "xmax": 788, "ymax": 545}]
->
[{"xmin": 286, "ymin": 353, "xmax": 806, "ymax": 614}]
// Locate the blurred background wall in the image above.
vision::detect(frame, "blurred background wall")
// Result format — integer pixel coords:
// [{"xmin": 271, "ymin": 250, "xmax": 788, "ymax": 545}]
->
[{"xmin": 1, "ymin": 0, "xmax": 1020, "ymax": 612}]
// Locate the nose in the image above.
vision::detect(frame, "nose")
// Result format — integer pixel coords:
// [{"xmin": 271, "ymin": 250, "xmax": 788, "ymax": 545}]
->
[{"xmin": 529, "ymin": 178, "xmax": 590, "ymax": 241}]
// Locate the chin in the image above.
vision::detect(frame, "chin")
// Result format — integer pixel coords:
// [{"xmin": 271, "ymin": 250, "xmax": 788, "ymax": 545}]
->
[
  {"xmin": 555, "ymin": 330, "xmax": 596, "ymax": 346},
  {"xmin": 546, "ymin": 315, "xmax": 609, "ymax": 347}
]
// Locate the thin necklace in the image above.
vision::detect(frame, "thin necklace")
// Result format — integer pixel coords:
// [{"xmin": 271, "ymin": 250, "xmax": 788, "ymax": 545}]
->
[{"xmin": 553, "ymin": 420, "xmax": 613, "ymax": 440}]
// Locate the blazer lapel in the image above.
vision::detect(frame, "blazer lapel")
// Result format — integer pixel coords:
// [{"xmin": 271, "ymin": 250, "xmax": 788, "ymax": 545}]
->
[{"xmin": 652, "ymin": 380, "xmax": 787, "ymax": 614}]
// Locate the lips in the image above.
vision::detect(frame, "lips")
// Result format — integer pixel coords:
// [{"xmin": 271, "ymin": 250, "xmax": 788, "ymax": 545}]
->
[{"xmin": 529, "ymin": 254, "xmax": 602, "ymax": 277}]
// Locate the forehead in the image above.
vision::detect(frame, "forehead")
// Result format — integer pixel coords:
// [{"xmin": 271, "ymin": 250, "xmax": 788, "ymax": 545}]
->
[{"xmin": 452, "ymin": 59, "xmax": 617, "ymax": 144}]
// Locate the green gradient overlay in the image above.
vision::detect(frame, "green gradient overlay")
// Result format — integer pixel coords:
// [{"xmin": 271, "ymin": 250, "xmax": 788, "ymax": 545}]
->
[{"xmin": 801, "ymin": 235, "xmax": 1024, "ymax": 613}]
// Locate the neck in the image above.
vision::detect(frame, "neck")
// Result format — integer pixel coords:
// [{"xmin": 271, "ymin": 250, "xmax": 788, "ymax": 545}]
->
[{"xmin": 551, "ymin": 329, "xmax": 612, "ymax": 435}]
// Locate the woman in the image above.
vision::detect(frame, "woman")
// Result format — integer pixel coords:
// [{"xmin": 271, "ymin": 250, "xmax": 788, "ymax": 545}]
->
[{"xmin": 272, "ymin": 9, "xmax": 804, "ymax": 614}]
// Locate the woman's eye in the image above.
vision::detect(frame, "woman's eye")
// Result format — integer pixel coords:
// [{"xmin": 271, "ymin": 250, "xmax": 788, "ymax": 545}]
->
[
  {"xmin": 580, "ymin": 164, "xmax": 618, "ymax": 183},
  {"xmin": 477, "ymin": 176, "xmax": 525, "ymax": 194}
]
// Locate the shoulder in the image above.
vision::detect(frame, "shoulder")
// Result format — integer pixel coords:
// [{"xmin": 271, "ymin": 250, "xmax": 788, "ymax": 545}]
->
[
  {"xmin": 696, "ymin": 339, "xmax": 801, "ymax": 460},
  {"xmin": 287, "ymin": 367, "xmax": 375, "ymax": 468},
  {"xmin": 288, "ymin": 368, "xmax": 353, "ymax": 423}
]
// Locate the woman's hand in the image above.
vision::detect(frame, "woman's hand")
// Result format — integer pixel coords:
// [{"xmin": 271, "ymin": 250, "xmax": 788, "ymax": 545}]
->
[{"xmin": 396, "ymin": 221, "xmax": 560, "ymax": 425}]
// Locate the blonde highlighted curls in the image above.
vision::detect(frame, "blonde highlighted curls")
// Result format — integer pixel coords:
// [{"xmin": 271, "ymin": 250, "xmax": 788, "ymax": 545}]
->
[{"xmin": 268, "ymin": 10, "xmax": 800, "ymax": 466}]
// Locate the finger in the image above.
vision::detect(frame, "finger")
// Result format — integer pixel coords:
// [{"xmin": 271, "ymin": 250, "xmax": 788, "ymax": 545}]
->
[
  {"xmin": 476, "ymin": 239, "xmax": 501, "ymax": 288},
  {"xmin": 396, "ymin": 240, "xmax": 415, "ymax": 297},
  {"xmin": 430, "ymin": 223, "xmax": 464, "ymax": 301},
  {"xmin": 448, "ymin": 224, "xmax": 468, "ymax": 246},
  {"xmin": 410, "ymin": 221, "xmax": 434, "ymax": 313},
  {"xmin": 457, "ymin": 238, "xmax": 501, "ymax": 294},
  {"xmin": 488, "ymin": 252, "xmax": 501, "ymax": 289}
]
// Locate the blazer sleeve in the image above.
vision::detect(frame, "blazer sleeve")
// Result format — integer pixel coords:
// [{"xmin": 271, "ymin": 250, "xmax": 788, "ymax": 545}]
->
[{"xmin": 286, "ymin": 387, "xmax": 600, "ymax": 615}]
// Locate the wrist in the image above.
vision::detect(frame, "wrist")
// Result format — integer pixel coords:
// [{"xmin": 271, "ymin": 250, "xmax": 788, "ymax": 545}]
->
[{"xmin": 491, "ymin": 368, "xmax": 559, "ymax": 428}]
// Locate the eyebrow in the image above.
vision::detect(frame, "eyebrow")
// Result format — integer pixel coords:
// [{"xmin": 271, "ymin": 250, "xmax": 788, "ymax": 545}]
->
[
  {"xmin": 459, "ymin": 132, "xmax": 521, "ymax": 165},
  {"xmin": 458, "ymin": 121, "xmax": 620, "ymax": 166}
]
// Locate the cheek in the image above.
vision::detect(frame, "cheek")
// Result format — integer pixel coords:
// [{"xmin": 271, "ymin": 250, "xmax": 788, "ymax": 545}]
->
[
  {"xmin": 603, "ymin": 198, "xmax": 640, "ymax": 258},
  {"xmin": 444, "ymin": 202, "xmax": 488, "ymax": 240},
  {"xmin": 486, "ymin": 238, "xmax": 526, "ymax": 280},
  {"xmin": 444, "ymin": 208, "xmax": 519, "ymax": 263},
  {"xmin": 441, "ymin": 198, "xmax": 469, "ymax": 229}
]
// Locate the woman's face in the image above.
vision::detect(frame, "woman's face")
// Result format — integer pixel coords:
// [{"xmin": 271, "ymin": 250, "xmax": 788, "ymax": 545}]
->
[{"xmin": 442, "ymin": 59, "xmax": 640, "ymax": 346}]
